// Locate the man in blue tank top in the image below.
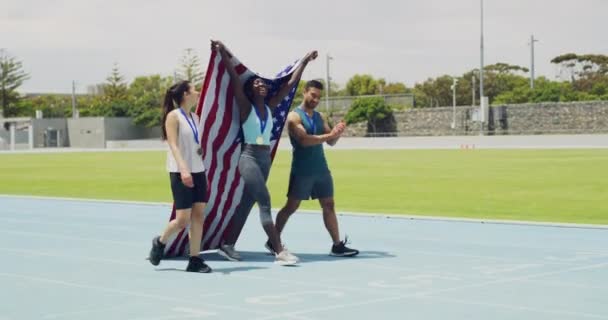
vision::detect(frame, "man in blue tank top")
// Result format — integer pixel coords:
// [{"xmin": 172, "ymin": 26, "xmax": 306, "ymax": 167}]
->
[{"xmin": 268, "ymin": 80, "xmax": 359, "ymax": 257}]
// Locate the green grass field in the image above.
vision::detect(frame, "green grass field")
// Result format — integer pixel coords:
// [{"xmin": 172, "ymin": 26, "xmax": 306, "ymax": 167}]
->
[{"xmin": 1, "ymin": 149, "xmax": 607, "ymax": 224}]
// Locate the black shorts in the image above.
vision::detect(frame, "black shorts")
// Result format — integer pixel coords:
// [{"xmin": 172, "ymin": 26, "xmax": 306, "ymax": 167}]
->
[
  {"xmin": 169, "ymin": 172, "xmax": 209, "ymax": 210},
  {"xmin": 287, "ymin": 172, "xmax": 334, "ymax": 200}
]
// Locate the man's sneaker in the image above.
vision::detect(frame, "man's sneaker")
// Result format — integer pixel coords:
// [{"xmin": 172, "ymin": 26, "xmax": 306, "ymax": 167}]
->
[
  {"xmin": 275, "ymin": 249, "xmax": 299, "ymax": 266},
  {"xmin": 148, "ymin": 236, "xmax": 165, "ymax": 266},
  {"xmin": 186, "ymin": 256, "xmax": 212, "ymax": 273},
  {"xmin": 330, "ymin": 237, "xmax": 359, "ymax": 257},
  {"xmin": 218, "ymin": 244, "xmax": 241, "ymax": 261},
  {"xmin": 264, "ymin": 240, "xmax": 277, "ymax": 255}
]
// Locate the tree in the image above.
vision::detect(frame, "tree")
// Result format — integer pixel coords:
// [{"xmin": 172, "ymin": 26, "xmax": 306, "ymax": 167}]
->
[
  {"xmin": 413, "ymin": 75, "xmax": 453, "ymax": 108},
  {"xmin": 345, "ymin": 97, "xmax": 395, "ymax": 134},
  {"xmin": 77, "ymin": 95, "xmax": 109, "ymax": 117},
  {"xmin": 552, "ymin": 53, "xmax": 608, "ymax": 82},
  {"xmin": 485, "ymin": 62, "xmax": 529, "ymax": 74},
  {"xmin": 551, "ymin": 53, "xmax": 608, "ymax": 92},
  {"xmin": 482, "ymin": 65, "xmax": 529, "ymax": 103},
  {"xmin": 345, "ymin": 74, "xmax": 379, "ymax": 96},
  {"xmin": 71, "ymin": 66, "xmax": 129, "ymax": 118},
  {"xmin": 177, "ymin": 48, "xmax": 204, "ymax": 88},
  {"xmin": 412, "ymin": 63, "xmax": 529, "ymax": 108},
  {"xmin": 0, "ymin": 50, "xmax": 30, "ymax": 117},
  {"xmin": 16, "ymin": 95, "xmax": 74, "ymax": 118},
  {"xmin": 104, "ymin": 63, "xmax": 128, "ymax": 101},
  {"xmin": 291, "ymin": 80, "xmax": 307, "ymax": 109},
  {"xmin": 380, "ymin": 81, "xmax": 409, "ymax": 95},
  {"xmin": 493, "ymin": 76, "xmax": 603, "ymax": 104},
  {"xmin": 127, "ymin": 75, "xmax": 173, "ymax": 127},
  {"xmin": 93, "ymin": 63, "xmax": 130, "ymax": 117}
]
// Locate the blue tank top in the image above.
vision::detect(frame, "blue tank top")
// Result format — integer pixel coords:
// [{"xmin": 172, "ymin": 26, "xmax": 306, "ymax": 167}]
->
[
  {"xmin": 289, "ymin": 107, "xmax": 329, "ymax": 175},
  {"xmin": 242, "ymin": 105, "xmax": 273, "ymax": 145}
]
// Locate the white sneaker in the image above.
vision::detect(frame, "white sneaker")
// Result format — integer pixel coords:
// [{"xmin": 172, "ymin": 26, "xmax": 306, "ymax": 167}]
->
[
  {"xmin": 218, "ymin": 244, "xmax": 241, "ymax": 261},
  {"xmin": 275, "ymin": 249, "xmax": 299, "ymax": 266}
]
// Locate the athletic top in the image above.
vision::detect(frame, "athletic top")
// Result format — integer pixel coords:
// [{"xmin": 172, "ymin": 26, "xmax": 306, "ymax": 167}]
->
[
  {"xmin": 242, "ymin": 105, "xmax": 273, "ymax": 146},
  {"xmin": 166, "ymin": 109, "xmax": 205, "ymax": 173},
  {"xmin": 289, "ymin": 106, "xmax": 330, "ymax": 176}
]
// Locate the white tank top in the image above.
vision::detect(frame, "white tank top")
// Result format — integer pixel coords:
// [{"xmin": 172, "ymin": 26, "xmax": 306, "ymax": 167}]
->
[{"xmin": 166, "ymin": 109, "xmax": 205, "ymax": 173}]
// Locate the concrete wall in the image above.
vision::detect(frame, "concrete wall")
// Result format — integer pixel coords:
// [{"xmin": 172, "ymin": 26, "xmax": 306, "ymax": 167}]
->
[
  {"xmin": 67, "ymin": 117, "xmax": 161, "ymax": 148},
  {"xmin": 104, "ymin": 118, "xmax": 160, "ymax": 141},
  {"xmin": 504, "ymin": 101, "xmax": 608, "ymax": 134},
  {"xmin": 1, "ymin": 117, "xmax": 160, "ymax": 149},
  {"xmin": 327, "ymin": 101, "xmax": 608, "ymax": 137},
  {"xmin": 0, "ymin": 130, "xmax": 28, "ymax": 144},
  {"xmin": 32, "ymin": 118, "xmax": 69, "ymax": 147},
  {"xmin": 67, "ymin": 117, "xmax": 106, "ymax": 148}
]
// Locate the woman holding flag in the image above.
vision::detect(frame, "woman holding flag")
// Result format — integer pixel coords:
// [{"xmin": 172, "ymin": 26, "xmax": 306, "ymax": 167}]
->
[
  {"xmin": 148, "ymin": 80, "xmax": 212, "ymax": 273},
  {"xmin": 211, "ymin": 40, "xmax": 318, "ymax": 266}
]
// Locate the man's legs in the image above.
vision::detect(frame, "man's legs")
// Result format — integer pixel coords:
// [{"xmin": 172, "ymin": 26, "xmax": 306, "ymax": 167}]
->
[
  {"xmin": 276, "ymin": 197, "xmax": 302, "ymax": 234},
  {"xmin": 315, "ymin": 174, "xmax": 359, "ymax": 257},
  {"xmin": 318, "ymin": 197, "xmax": 341, "ymax": 245}
]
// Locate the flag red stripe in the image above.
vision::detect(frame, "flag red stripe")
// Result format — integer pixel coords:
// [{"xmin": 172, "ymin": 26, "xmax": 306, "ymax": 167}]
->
[
  {"xmin": 199, "ymin": 63, "xmax": 228, "ymax": 241},
  {"xmin": 196, "ymin": 51, "xmax": 218, "ymax": 117},
  {"xmin": 204, "ymin": 141, "xmax": 240, "ymax": 249},
  {"xmin": 218, "ymin": 157, "xmax": 245, "ymax": 246},
  {"xmin": 235, "ymin": 64, "xmax": 246, "ymax": 75},
  {"xmin": 201, "ymin": 81, "xmax": 236, "ymax": 246},
  {"xmin": 201, "ymin": 63, "xmax": 226, "ymax": 155}
]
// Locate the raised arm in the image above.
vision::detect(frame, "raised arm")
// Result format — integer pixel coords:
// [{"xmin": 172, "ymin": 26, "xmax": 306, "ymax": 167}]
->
[
  {"xmin": 287, "ymin": 111, "xmax": 341, "ymax": 147},
  {"xmin": 211, "ymin": 40, "xmax": 251, "ymax": 121},
  {"xmin": 267, "ymin": 51, "xmax": 318, "ymax": 109}
]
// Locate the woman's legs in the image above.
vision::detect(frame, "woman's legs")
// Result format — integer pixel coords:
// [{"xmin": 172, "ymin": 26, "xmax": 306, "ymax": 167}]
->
[
  {"xmin": 149, "ymin": 172, "xmax": 211, "ymax": 272},
  {"xmin": 149, "ymin": 209, "xmax": 191, "ymax": 266},
  {"xmin": 189, "ymin": 202, "xmax": 206, "ymax": 257},
  {"xmin": 160, "ymin": 209, "xmax": 191, "ymax": 244},
  {"xmin": 238, "ymin": 154, "xmax": 286, "ymax": 254}
]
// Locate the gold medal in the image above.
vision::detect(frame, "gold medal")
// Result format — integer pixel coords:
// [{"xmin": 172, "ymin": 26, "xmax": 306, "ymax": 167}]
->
[{"xmin": 256, "ymin": 136, "xmax": 264, "ymax": 145}]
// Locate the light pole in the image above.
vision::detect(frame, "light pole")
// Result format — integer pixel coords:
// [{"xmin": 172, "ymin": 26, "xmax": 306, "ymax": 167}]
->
[
  {"xmin": 0, "ymin": 49, "xmax": 6, "ymax": 119},
  {"xmin": 529, "ymin": 34, "xmax": 539, "ymax": 89},
  {"xmin": 451, "ymin": 77, "xmax": 458, "ymax": 129},
  {"xmin": 479, "ymin": 0, "xmax": 485, "ymax": 136},
  {"xmin": 325, "ymin": 54, "xmax": 333, "ymax": 114},
  {"xmin": 71, "ymin": 80, "xmax": 78, "ymax": 118}
]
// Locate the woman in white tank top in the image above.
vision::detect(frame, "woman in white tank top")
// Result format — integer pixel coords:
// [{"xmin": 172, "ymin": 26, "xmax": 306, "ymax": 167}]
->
[{"xmin": 148, "ymin": 80, "xmax": 211, "ymax": 273}]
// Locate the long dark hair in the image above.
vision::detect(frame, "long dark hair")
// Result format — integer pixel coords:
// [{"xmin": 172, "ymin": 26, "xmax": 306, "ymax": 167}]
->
[{"xmin": 161, "ymin": 80, "xmax": 191, "ymax": 140}]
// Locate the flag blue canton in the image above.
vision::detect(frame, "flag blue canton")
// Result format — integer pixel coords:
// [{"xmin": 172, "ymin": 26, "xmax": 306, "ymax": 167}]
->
[{"xmin": 269, "ymin": 61, "xmax": 300, "ymax": 141}]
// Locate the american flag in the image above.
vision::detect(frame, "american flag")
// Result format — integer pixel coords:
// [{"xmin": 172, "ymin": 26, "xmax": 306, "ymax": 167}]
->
[{"xmin": 163, "ymin": 49, "xmax": 301, "ymax": 257}]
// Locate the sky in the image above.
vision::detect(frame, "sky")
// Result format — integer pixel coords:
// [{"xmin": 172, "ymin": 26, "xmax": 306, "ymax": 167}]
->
[{"xmin": 1, "ymin": 0, "xmax": 607, "ymax": 93}]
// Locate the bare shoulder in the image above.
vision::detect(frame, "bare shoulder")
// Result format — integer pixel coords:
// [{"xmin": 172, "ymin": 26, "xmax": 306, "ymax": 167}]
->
[
  {"xmin": 287, "ymin": 111, "xmax": 301, "ymax": 123},
  {"xmin": 167, "ymin": 109, "xmax": 180, "ymax": 120}
]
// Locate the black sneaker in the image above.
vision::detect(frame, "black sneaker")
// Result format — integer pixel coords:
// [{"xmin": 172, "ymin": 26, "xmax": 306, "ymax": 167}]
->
[
  {"xmin": 148, "ymin": 236, "xmax": 165, "ymax": 266},
  {"xmin": 330, "ymin": 237, "xmax": 359, "ymax": 257},
  {"xmin": 186, "ymin": 256, "xmax": 212, "ymax": 273},
  {"xmin": 264, "ymin": 240, "xmax": 276, "ymax": 255}
]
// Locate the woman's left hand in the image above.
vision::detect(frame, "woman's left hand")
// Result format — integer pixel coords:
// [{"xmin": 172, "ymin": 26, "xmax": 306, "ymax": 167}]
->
[{"xmin": 306, "ymin": 51, "xmax": 318, "ymax": 62}]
